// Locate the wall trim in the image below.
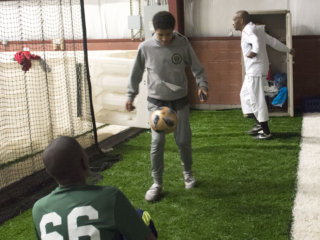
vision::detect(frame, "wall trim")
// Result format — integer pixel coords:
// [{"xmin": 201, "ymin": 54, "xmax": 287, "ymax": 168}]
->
[
  {"xmin": 292, "ymin": 35, "xmax": 320, "ymax": 39},
  {"xmin": 87, "ymin": 35, "xmax": 320, "ymax": 42},
  {"xmin": 190, "ymin": 104, "xmax": 241, "ymax": 110},
  {"xmin": 2, "ymin": 35, "xmax": 319, "ymax": 46},
  {"xmin": 87, "ymin": 38, "xmax": 144, "ymax": 43},
  {"xmin": 0, "ymin": 39, "xmax": 144, "ymax": 45},
  {"xmin": 187, "ymin": 37, "xmax": 241, "ymax": 41}
]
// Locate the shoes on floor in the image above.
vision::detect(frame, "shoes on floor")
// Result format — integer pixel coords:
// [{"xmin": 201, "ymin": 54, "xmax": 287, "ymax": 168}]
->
[
  {"xmin": 145, "ymin": 183, "xmax": 162, "ymax": 202},
  {"xmin": 183, "ymin": 171, "xmax": 196, "ymax": 189},
  {"xmin": 252, "ymin": 133, "xmax": 274, "ymax": 140},
  {"xmin": 248, "ymin": 123, "xmax": 262, "ymax": 135}
]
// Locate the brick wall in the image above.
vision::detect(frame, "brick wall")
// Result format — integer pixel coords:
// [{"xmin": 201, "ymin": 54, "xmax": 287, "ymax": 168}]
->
[
  {"xmin": 2, "ymin": 36, "xmax": 319, "ymax": 108},
  {"xmin": 86, "ymin": 38, "xmax": 243, "ymax": 108},
  {"xmin": 186, "ymin": 37, "xmax": 242, "ymax": 108},
  {"xmin": 188, "ymin": 36, "xmax": 320, "ymax": 108},
  {"xmin": 292, "ymin": 36, "xmax": 320, "ymax": 106},
  {"xmin": 0, "ymin": 39, "xmax": 142, "ymax": 52},
  {"xmin": 86, "ymin": 38, "xmax": 244, "ymax": 108},
  {"xmin": 0, "ymin": 40, "xmax": 85, "ymax": 52},
  {"xmin": 87, "ymin": 39, "xmax": 142, "ymax": 51}
]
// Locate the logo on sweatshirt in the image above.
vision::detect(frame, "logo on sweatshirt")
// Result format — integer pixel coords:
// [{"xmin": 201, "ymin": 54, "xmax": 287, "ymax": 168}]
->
[{"xmin": 171, "ymin": 53, "xmax": 182, "ymax": 64}]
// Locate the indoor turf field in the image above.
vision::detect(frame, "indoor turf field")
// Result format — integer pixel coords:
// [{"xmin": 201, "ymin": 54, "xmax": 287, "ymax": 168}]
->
[{"xmin": 0, "ymin": 109, "xmax": 302, "ymax": 240}]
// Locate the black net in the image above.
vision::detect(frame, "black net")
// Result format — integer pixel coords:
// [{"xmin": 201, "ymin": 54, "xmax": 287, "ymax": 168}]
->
[{"xmin": 0, "ymin": 0, "xmax": 118, "ymax": 225}]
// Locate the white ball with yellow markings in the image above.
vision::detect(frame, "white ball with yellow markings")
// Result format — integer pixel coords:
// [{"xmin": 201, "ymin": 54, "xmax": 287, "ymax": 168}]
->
[{"xmin": 150, "ymin": 106, "xmax": 178, "ymax": 134}]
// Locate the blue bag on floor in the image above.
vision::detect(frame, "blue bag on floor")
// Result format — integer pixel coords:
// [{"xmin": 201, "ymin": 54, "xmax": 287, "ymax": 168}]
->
[
  {"xmin": 274, "ymin": 73, "xmax": 287, "ymax": 89},
  {"xmin": 272, "ymin": 86, "xmax": 287, "ymax": 107}
]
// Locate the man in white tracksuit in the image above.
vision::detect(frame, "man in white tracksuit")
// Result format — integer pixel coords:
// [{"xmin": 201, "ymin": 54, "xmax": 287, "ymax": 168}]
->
[{"xmin": 233, "ymin": 10, "xmax": 295, "ymax": 140}]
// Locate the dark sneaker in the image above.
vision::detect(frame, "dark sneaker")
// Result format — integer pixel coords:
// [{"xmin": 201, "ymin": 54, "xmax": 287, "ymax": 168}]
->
[
  {"xmin": 248, "ymin": 123, "xmax": 262, "ymax": 135},
  {"xmin": 252, "ymin": 133, "xmax": 274, "ymax": 140},
  {"xmin": 244, "ymin": 113, "xmax": 255, "ymax": 118}
]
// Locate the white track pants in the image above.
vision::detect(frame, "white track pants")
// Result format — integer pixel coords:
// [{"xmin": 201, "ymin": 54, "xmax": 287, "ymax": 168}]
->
[{"xmin": 240, "ymin": 75, "xmax": 269, "ymax": 122}]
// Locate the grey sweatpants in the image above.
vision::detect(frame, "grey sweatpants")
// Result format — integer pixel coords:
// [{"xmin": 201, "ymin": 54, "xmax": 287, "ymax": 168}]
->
[{"xmin": 148, "ymin": 102, "xmax": 192, "ymax": 185}]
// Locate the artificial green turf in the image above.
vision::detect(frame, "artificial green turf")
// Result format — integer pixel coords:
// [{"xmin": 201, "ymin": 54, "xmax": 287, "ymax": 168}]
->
[{"xmin": 0, "ymin": 109, "xmax": 302, "ymax": 240}]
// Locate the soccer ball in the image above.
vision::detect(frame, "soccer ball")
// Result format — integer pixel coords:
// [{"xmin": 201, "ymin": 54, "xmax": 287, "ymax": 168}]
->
[{"xmin": 150, "ymin": 107, "xmax": 178, "ymax": 134}]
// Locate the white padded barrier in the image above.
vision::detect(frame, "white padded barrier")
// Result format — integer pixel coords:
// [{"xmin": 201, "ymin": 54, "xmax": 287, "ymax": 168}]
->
[{"xmin": 88, "ymin": 51, "xmax": 150, "ymax": 129}]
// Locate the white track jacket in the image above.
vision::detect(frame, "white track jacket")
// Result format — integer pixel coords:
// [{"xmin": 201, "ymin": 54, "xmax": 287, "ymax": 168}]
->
[{"xmin": 241, "ymin": 22, "xmax": 290, "ymax": 76}]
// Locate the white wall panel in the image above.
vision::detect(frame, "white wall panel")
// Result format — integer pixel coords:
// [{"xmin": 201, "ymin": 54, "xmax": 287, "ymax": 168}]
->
[
  {"xmin": 84, "ymin": 0, "xmax": 319, "ymax": 38},
  {"xmin": 0, "ymin": 0, "xmax": 84, "ymax": 41},
  {"xmin": 84, "ymin": 0, "xmax": 147, "ymax": 39},
  {"xmin": 1, "ymin": 0, "xmax": 317, "ymax": 41},
  {"xmin": 83, "ymin": 0, "xmax": 106, "ymax": 39},
  {"xmin": 184, "ymin": 0, "xmax": 288, "ymax": 37},
  {"xmin": 289, "ymin": 0, "xmax": 320, "ymax": 35}
]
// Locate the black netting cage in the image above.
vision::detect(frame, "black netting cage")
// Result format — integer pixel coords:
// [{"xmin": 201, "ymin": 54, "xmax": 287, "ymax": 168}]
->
[{"xmin": 0, "ymin": 0, "xmax": 117, "ymax": 225}]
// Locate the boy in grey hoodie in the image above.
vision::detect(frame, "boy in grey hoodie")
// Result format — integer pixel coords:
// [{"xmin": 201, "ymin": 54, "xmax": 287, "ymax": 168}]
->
[{"xmin": 126, "ymin": 11, "xmax": 208, "ymax": 201}]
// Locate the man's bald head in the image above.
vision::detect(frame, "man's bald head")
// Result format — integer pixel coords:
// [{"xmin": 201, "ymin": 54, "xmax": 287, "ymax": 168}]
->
[
  {"xmin": 233, "ymin": 10, "xmax": 250, "ymax": 31},
  {"xmin": 237, "ymin": 11, "xmax": 250, "ymax": 24},
  {"xmin": 43, "ymin": 136, "xmax": 89, "ymax": 184}
]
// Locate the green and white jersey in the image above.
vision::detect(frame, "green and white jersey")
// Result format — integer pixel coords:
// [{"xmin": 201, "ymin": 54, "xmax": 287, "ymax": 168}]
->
[{"xmin": 32, "ymin": 184, "xmax": 151, "ymax": 240}]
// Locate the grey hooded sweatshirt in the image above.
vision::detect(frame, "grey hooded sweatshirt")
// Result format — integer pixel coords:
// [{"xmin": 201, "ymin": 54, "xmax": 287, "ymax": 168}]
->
[{"xmin": 127, "ymin": 31, "xmax": 208, "ymax": 102}]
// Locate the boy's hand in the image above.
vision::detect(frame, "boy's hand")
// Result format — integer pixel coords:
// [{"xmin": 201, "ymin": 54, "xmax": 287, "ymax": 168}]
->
[
  {"xmin": 126, "ymin": 100, "xmax": 136, "ymax": 111},
  {"xmin": 246, "ymin": 51, "xmax": 257, "ymax": 59},
  {"xmin": 198, "ymin": 90, "xmax": 208, "ymax": 102},
  {"xmin": 289, "ymin": 49, "xmax": 295, "ymax": 57}
]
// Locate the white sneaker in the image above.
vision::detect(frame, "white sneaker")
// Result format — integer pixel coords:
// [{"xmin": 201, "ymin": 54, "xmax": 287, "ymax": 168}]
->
[
  {"xmin": 145, "ymin": 183, "xmax": 162, "ymax": 202},
  {"xmin": 252, "ymin": 133, "xmax": 274, "ymax": 140},
  {"xmin": 183, "ymin": 171, "xmax": 196, "ymax": 189}
]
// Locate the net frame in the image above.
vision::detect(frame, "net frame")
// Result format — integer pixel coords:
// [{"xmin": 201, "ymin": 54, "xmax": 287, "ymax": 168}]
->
[{"xmin": 0, "ymin": 0, "xmax": 106, "ymax": 224}]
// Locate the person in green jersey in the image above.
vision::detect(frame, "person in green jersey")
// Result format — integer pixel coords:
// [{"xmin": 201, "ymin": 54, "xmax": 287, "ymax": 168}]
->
[{"xmin": 32, "ymin": 136, "xmax": 157, "ymax": 240}]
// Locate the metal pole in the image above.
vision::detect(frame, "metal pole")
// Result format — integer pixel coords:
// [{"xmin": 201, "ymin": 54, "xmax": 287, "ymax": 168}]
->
[
  {"xmin": 59, "ymin": 0, "xmax": 75, "ymax": 136},
  {"xmin": 80, "ymin": 0, "xmax": 102, "ymax": 153},
  {"xmin": 139, "ymin": 0, "xmax": 142, "ymax": 40},
  {"xmin": 130, "ymin": 0, "xmax": 134, "ymax": 40},
  {"xmin": 40, "ymin": 0, "xmax": 53, "ymax": 142}
]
